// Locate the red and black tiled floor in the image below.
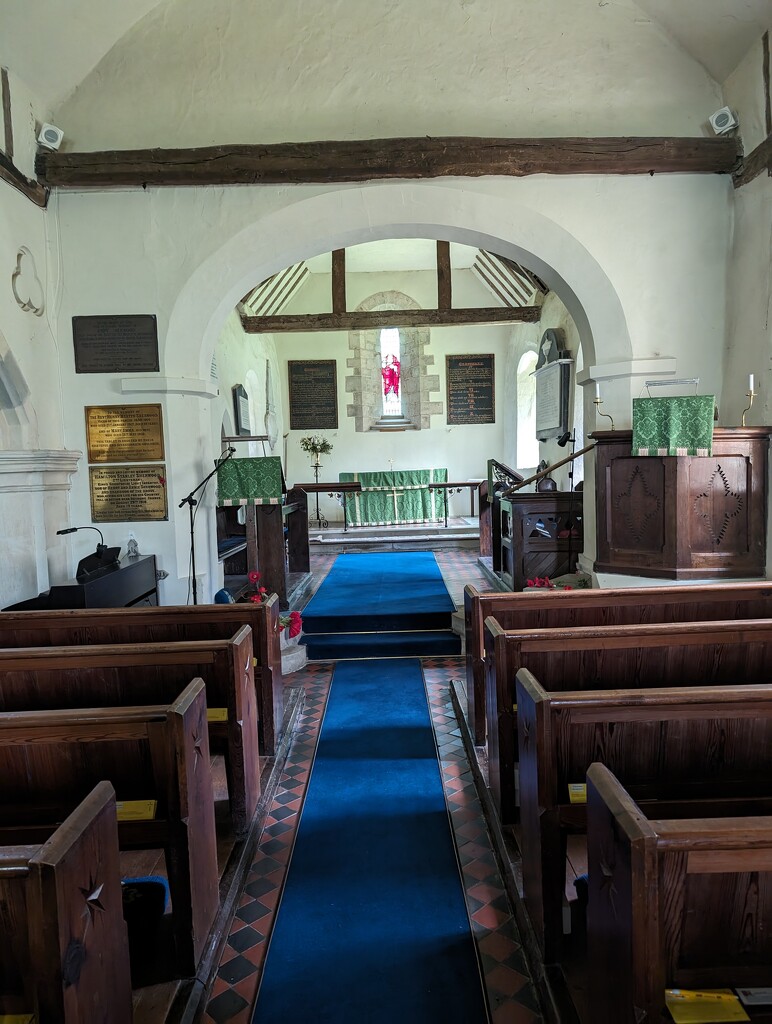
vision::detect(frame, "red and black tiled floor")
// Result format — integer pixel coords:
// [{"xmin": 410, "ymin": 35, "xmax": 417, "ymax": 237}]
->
[{"xmin": 202, "ymin": 553, "xmax": 542, "ymax": 1024}]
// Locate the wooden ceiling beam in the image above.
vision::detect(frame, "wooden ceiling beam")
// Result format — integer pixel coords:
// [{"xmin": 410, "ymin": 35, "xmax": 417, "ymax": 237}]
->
[
  {"xmin": 240, "ymin": 306, "xmax": 541, "ymax": 333},
  {"xmin": 36, "ymin": 136, "xmax": 740, "ymax": 188}
]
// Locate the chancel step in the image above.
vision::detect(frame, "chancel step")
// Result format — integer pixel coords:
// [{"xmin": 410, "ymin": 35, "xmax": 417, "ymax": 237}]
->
[{"xmin": 303, "ymin": 629, "xmax": 461, "ymax": 661}]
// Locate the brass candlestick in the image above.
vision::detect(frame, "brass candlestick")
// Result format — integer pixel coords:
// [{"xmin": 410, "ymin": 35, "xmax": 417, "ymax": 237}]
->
[
  {"xmin": 741, "ymin": 388, "xmax": 757, "ymax": 427},
  {"xmin": 594, "ymin": 396, "xmax": 615, "ymax": 430}
]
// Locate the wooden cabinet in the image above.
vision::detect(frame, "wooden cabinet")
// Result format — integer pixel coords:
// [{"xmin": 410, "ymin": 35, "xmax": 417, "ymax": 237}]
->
[
  {"xmin": 498, "ymin": 492, "xmax": 583, "ymax": 591},
  {"xmin": 592, "ymin": 427, "xmax": 772, "ymax": 579}
]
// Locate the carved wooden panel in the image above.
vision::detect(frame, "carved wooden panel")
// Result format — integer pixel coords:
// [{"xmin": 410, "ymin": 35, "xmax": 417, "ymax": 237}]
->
[
  {"xmin": 688, "ymin": 456, "xmax": 749, "ymax": 554},
  {"xmin": 608, "ymin": 458, "xmax": 665, "ymax": 554}
]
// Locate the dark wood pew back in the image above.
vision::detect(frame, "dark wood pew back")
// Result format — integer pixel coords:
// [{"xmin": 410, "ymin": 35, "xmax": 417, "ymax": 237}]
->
[
  {"xmin": 587, "ymin": 762, "xmax": 772, "ymax": 1024},
  {"xmin": 0, "ymin": 781, "xmax": 132, "ymax": 1023},
  {"xmin": 486, "ymin": 616, "xmax": 772, "ymax": 824},
  {"xmin": 516, "ymin": 670, "xmax": 772, "ymax": 962},
  {"xmin": 465, "ymin": 580, "xmax": 772, "ymax": 744},
  {"xmin": 0, "ymin": 679, "xmax": 219, "ymax": 976},
  {"xmin": 0, "ymin": 596, "xmax": 283, "ymax": 755},
  {"xmin": 0, "ymin": 627, "xmax": 258, "ymax": 834}
]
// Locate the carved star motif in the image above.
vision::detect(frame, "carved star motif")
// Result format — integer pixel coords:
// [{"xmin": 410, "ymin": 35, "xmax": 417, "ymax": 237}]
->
[
  {"xmin": 79, "ymin": 877, "xmax": 105, "ymax": 928},
  {"xmin": 693, "ymin": 464, "xmax": 743, "ymax": 546},
  {"xmin": 192, "ymin": 727, "xmax": 205, "ymax": 769},
  {"xmin": 599, "ymin": 857, "xmax": 619, "ymax": 919},
  {"xmin": 615, "ymin": 466, "xmax": 661, "ymax": 543}
]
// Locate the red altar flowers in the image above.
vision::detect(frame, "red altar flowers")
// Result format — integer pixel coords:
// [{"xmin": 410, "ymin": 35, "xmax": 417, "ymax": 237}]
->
[{"xmin": 246, "ymin": 569, "xmax": 268, "ymax": 603}]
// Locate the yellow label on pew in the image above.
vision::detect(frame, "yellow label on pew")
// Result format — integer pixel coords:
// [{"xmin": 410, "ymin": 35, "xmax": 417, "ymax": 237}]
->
[
  {"xmin": 568, "ymin": 784, "xmax": 587, "ymax": 804},
  {"xmin": 0, "ymin": 1015, "xmax": 35, "ymax": 1023},
  {"xmin": 116, "ymin": 800, "xmax": 157, "ymax": 822},
  {"xmin": 665, "ymin": 990, "xmax": 749, "ymax": 1023},
  {"xmin": 207, "ymin": 707, "xmax": 228, "ymax": 723}
]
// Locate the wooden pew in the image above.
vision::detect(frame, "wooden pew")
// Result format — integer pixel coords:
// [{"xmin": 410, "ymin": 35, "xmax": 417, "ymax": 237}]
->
[
  {"xmin": 0, "ymin": 595, "xmax": 283, "ymax": 755},
  {"xmin": 486, "ymin": 616, "xmax": 772, "ymax": 825},
  {"xmin": 0, "ymin": 627, "xmax": 258, "ymax": 835},
  {"xmin": 0, "ymin": 679, "xmax": 219, "ymax": 976},
  {"xmin": 465, "ymin": 580, "xmax": 772, "ymax": 746},
  {"xmin": 516, "ymin": 671, "xmax": 772, "ymax": 962},
  {"xmin": 587, "ymin": 762, "xmax": 772, "ymax": 1024},
  {"xmin": 0, "ymin": 781, "xmax": 132, "ymax": 1023}
]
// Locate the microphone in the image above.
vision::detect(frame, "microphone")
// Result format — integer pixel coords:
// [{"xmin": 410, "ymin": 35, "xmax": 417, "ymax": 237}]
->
[
  {"xmin": 228, "ymin": 447, "xmax": 236, "ymax": 454},
  {"xmin": 56, "ymin": 525, "xmax": 106, "ymax": 548}
]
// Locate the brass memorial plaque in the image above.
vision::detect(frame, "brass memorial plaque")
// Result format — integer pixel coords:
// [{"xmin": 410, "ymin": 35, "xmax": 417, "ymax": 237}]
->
[
  {"xmin": 85, "ymin": 404, "xmax": 165, "ymax": 463},
  {"xmin": 89, "ymin": 465, "xmax": 168, "ymax": 522}
]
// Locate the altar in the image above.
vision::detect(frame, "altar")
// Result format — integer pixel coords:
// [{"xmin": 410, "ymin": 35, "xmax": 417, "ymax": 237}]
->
[{"xmin": 339, "ymin": 469, "xmax": 448, "ymax": 526}]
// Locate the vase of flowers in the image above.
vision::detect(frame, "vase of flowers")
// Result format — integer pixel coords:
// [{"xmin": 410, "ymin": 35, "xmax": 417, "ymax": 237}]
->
[
  {"xmin": 279, "ymin": 610, "xmax": 303, "ymax": 649},
  {"xmin": 299, "ymin": 434, "xmax": 333, "ymax": 465}
]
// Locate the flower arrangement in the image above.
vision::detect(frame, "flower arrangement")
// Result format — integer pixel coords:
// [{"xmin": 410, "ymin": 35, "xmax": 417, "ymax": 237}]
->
[
  {"xmin": 299, "ymin": 434, "xmax": 333, "ymax": 459},
  {"xmin": 526, "ymin": 576, "xmax": 571, "ymax": 590},
  {"xmin": 280, "ymin": 610, "xmax": 303, "ymax": 638},
  {"xmin": 244, "ymin": 570, "xmax": 303, "ymax": 637},
  {"xmin": 246, "ymin": 569, "xmax": 268, "ymax": 603}
]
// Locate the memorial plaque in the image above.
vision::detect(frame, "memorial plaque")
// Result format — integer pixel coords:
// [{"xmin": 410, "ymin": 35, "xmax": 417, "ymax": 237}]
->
[
  {"xmin": 89, "ymin": 465, "xmax": 168, "ymax": 522},
  {"xmin": 288, "ymin": 360, "xmax": 338, "ymax": 430},
  {"xmin": 85, "ymin": 404, "xmax": 165, "ymax": 463},
  {"xmin": 446, "ymin": 354, "xmax": 495, "ymax": 425},
  {"xmin": 535, "ymin": 359, "xmax": 572, "ymax": 440},
  {"xmin": 73, "ymin": 315, "xmax": 159, "ymax": 373}
]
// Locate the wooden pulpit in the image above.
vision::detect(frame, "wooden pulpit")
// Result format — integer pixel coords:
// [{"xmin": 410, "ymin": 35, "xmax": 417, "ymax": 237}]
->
[{"xmin": 592, "ymin": 427, "xmax": 772, "ymax": 579}]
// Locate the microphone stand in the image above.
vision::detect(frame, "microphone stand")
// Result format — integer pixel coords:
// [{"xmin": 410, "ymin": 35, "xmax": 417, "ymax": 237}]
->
[{"xmin": 179, "ymin": 448, "xmax": 235, "ymax": 605}]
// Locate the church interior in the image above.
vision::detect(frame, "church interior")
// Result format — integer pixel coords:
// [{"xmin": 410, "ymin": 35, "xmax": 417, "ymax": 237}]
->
[{"xmin": 1, "ymin": 1, "xmax": 772, "ymax": 1022}]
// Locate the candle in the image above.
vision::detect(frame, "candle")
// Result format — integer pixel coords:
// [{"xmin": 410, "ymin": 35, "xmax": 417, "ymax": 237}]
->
[
  {"xmin": 595, "ymin": 382, "xmax": 601, "ymax": 401},
  {"xmin": 749, "ymin": 374, "xmax": 755, "ymax": 393}
]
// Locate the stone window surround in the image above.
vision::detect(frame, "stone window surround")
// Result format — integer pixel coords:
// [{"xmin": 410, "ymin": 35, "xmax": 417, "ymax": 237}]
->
[{"xmin": 345, "ymin": 290, "xmax": 442, "ymax": 432}]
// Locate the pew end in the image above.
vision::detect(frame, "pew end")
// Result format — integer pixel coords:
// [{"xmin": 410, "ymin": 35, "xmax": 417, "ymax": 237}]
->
[{"xmin": 0, "ymin": 781, "xmax": 132, "ymax": 1024}]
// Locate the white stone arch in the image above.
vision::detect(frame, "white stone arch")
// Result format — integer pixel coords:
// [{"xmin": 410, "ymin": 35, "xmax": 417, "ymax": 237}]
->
[{"xmin": 164, "ymin": 183, "xmax": 632, "ymax": 379}]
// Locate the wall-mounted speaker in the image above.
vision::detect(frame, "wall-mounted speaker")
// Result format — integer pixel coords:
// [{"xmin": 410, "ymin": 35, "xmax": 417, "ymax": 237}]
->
[
  {"xmin": 37, "ymin": 123, "xmax": 64, "ymax": 150},
  {"xmin": 708, "ymin": 107, "xmax": 738, "ymax": 135}
]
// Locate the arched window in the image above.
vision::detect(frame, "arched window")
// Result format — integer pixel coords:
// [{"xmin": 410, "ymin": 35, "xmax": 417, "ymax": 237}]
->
[
  {"xmin": 516, "ymin": 351, "xmax": 538, "ymax": 469},
  {"xmin": 379, "ymin": 328, "xmax": 402, "ymax": 416}
]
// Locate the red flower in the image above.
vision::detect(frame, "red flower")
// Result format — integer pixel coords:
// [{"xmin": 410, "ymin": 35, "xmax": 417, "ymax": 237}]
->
[
  {"xmin": 258, "ymin": 586, "xmax": 267, "ymax": 594},
  {"xmin": 563, "ymin": 585, "xmax": 573, "ymax": 590},
  {"xmin": 289, "ymin": 620, "xmax": 302, "ymax": 638},
  {"xmin": 248, "ymin": 570, "xmax": 260, "ymax": 584},
  {"xmin": 248, "ymin": 593, "xmax": 262, "ymax": 603}
]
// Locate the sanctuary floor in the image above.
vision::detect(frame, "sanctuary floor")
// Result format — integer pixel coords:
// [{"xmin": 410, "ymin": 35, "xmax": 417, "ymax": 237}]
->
[{"xmin": 200, "ymin": 549, "xmax": 544, "ymax": 1024}]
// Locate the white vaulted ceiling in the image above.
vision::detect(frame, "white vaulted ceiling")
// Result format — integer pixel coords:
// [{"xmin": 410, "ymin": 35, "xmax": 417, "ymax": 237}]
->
[{"xmin": 0, "ymin": 0, "xmax": 769, "ymax": 140}]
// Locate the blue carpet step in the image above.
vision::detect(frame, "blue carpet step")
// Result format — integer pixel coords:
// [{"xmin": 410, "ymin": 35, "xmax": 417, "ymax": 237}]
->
[
  {"xmin": 302, "ymin": 609, "xmax": 453, "ymax": 634},
  {"xmin": 302, "ymin": 629, "xmax": 461, "ymax": 660}
]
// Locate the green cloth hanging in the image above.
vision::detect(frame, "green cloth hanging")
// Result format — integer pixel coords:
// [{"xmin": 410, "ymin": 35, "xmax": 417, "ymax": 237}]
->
[
  {"xmin": 217, "ymin": 457, "xmax": 285, "ymax": 504},
  {"xmin": 632, "ymin": 396, "xmax": 715, "ymax": 456},
  {"xmin": 340, "ymin": 469, "xmax": 447, "ymax": 525}
]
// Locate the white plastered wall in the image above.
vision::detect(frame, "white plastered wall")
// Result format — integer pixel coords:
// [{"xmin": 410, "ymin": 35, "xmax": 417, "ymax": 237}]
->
[{"xmin": 45, "ymin": 175, "xmax": 731, "ymax": 602}]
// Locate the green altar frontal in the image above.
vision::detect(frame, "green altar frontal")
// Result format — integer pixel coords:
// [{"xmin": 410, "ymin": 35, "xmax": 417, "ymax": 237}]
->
[{"xmin": 340, "ymin": 469, "xmax": 448, "ymax": 526}]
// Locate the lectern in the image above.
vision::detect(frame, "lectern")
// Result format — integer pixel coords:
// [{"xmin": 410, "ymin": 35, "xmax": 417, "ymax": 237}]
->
[{"xmin": 592, "ymin": 427, "xmax": 772, "ymax": 579}]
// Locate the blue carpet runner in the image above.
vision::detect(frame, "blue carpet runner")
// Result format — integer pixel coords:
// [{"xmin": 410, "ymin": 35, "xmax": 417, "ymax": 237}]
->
[
  {"xmin": 301, "ymin": 551, "xmax": 461, "ymax": 659},
  {"xmin": 253, "ymin": 658, "xmax": 488, "ymax": 1023}
]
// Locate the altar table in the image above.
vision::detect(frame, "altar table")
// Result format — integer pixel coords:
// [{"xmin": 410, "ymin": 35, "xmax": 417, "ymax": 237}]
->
[{"xmin": 339, "ymin": 469, "xmax": 448, "ymax": 526}]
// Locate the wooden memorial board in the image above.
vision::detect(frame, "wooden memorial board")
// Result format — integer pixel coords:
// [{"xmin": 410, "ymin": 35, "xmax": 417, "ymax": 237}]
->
[
  {"xmin": 288, "ymin": 360, "xmax": 338, "ymax": 430},
  {"xmin": 72, "ymin": 314, "xmax": 159, "ymax": 373},
  {"xmin": 446, "ymin": 354, "xmax": 495, "ymax": 424},
  {"xmin": 85, "ymin": 404, "xmax": 165, "ymax": 463},
  {"xmin": 89, "ymin": 464, "xmax": 168, "ymax": 522}
]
